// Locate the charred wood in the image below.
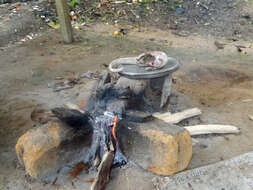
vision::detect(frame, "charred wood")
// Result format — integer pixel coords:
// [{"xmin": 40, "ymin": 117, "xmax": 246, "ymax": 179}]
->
[
  {"xmin": 90, "ymin": 142, "xmax": 115, "ymax": 190},
  {"xmin": 51, "ymin": 107, "xmax": 92, "ymax": 133}
]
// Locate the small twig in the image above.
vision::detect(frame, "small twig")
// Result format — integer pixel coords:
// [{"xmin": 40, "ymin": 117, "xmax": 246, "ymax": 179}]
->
[
  {"xmin": 130, "ymin": 9, "xmax": 140, "ymax": 19},
  {"xmin": 194, "ymin": 17, "xmax": 199, "ymax": 24},
  {"xmin": 51, "ymin": 177, "xmax": 58, "ymax": 185},
  {"xmin": 53, "ymin": 85, "xmax": 73, "ymax": 92},
  {"xmin": 248, "ymin": 115, "xmax": 253, "ymax": 121},
  {"xmin": 199, "ymin": 3, "xmax": 209, "ymax": 10},
  {"xmin": 113, "ymin": 1, "xmax": 126, "ymax": 4}
]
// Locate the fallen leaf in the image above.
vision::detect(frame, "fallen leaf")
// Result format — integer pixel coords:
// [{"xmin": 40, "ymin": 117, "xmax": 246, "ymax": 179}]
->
[
  {"xmin": 47, "ymin": 22, "xmax": 60, "ymax": 29},
  {"xmin": 72, "ymin": 162, "xmax": 89, "ymax": 170},
  {"xmin": 113, "ymin": 31, "xmax": 119, "ymax": 36},
  {"xmin": 87, "ymin": 178, "xmax": 95, "ymax": 183}
]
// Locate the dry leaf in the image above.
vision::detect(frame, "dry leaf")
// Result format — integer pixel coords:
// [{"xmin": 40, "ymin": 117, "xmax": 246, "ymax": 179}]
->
[
  {"xmin": 69, "ymin": 162, "xmax": 88, "ymax": 178},
  {"xmin": 88, "ymin": 178, "xmax": 95, "ymax": 183}
]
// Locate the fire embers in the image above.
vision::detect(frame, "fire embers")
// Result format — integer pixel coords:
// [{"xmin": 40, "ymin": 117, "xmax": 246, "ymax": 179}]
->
[{"xmin": 84, "ymin": 112, "xmax": 127, "ymax": 168}]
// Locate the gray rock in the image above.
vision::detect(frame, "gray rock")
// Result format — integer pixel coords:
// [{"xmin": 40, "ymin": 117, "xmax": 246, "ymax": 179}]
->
[
  {"xmin": 119, "ymin": 119, "xmax": 192, "ymax": 176},
  {"xmin": 154, "ymin": 152, "xmax": 253, "ymax": 190}
]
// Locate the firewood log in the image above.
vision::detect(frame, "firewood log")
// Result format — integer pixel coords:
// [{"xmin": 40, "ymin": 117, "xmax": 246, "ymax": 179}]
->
[
  {"xmin": 153, "ymin": 108, "xmax": 202, "ymax": 124},
  {"xmin": 184, "ymin": 125, "xmax": 240, "ymax": 136},
  {"xmin": 90, "ymin": 142, "xmax": 115, "ymax": 190}
]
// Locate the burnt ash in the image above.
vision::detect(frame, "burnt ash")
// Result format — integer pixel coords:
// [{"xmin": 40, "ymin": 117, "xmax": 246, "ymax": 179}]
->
[{"xmin": 85, "ymin": 83, "xmax": 133, "ymax": 119}]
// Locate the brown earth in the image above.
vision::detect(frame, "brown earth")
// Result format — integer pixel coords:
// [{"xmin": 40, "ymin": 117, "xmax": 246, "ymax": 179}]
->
[{"xmin": 0, "ymin": 22, "xmax": 253, "ymax": 189}]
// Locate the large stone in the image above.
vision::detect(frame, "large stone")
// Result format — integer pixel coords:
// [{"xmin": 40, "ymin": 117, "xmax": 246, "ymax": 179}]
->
[
  {"xmin": 16, "ymin": 121, "xmax": 91, "ymax": 179},
  {"xmin": 154, "ymin": 152, "xmax": 253, "ymax": 190},
  {"xmin": 118, "ymin": 118, "xmax": 192, "ymax": 176}
]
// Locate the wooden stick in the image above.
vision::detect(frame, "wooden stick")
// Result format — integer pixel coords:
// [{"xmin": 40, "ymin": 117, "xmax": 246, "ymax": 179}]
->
[
  {"xmin": 153, "ymin": 108, "xmax": 202, "ymax": 124},
  {"xmin": 184, "ymin": 125, "xmax": 240, "ymax": 136},
  {"xmin": 90, "ymin": 143, "xmax": 115, "ymax": 190}
]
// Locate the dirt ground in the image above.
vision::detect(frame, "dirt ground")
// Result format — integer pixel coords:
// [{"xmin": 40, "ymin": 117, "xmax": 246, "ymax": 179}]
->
[{"xmin": 1, "ymin": 1, "xmax": 253, "ymax": 188}]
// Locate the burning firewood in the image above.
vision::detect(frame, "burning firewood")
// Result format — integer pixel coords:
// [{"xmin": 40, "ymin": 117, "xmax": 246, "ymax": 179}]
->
[
  {"xmin": 51, "ymin": 105, "xmax": 124, "ymax": 189},
  {"xmin": 50, "ymin": 72, "xmax": 134, "ymax": 170},
  {"xmin": 90, "ymin": 141, "xmax": 115, "ymax": 190}
]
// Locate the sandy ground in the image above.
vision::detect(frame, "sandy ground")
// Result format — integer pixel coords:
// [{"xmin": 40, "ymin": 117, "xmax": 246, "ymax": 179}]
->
[{"xmin": 0, "ymin": 23, "xmax": 253, "ymax": 189}]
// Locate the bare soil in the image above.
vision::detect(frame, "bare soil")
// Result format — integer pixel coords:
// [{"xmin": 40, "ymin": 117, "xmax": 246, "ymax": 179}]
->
[{"xmin": 1, "ymin": 7, "xmax": 253, "ymax": 189}]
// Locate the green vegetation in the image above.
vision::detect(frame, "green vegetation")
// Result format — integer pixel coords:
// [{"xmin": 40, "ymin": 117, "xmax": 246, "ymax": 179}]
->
[{"xmin": 68, "ymin": 0, "xmax": 80, "ymax": 8}]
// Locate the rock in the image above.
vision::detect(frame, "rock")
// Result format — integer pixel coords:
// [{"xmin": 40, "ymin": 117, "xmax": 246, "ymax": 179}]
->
[
  {"xmin": 214, "ymin": 40, "xmax": 226, "ymax": 49},
  {"xmin": 115, "ymin": 77, "xmax": 148, "ymax": 95},
  {"xmin": 154, "ymin": 152, "xmax": 253, "ymax": 190},
  {"xmin": 16, "ymin": 121, "xmax": 91, "ymax": 179},
  {"xmin": 107, "ymin": 163, "xmax": 156, "ymax": 190},
  {"xmin": 118, "ymin": 118, "xmax": 192, "ymax": 176}
]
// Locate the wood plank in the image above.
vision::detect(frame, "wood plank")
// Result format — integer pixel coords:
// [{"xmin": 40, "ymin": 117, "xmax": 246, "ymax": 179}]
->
[
  {"xmin": 184, "ymin": 125, "xmax": 240, "ymax": 136},
  {"xmin": 153, "ymin": 108, "xmax": 202, "ymax": 124}
]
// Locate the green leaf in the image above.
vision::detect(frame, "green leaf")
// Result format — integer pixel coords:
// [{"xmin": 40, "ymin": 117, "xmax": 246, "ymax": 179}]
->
[
  {"xmin": 68, "ymin": 0, "xmax": 75, "ymax": 7},
  {"xmin": 68, "ymin": 0, "xmax": 80, "ymax": 8}
]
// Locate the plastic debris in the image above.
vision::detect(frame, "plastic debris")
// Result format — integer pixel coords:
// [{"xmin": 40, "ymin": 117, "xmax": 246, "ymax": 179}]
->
[
  {"xmin": 47, "ymin": 21, "xmax": 60, "ymax": 29},
  {"xmin": 113, "ymin": 31, "xmax": 119, "ymax": 36},
  {"xmin": 175, "ymin": 8, "xmax": 184, "ymax": 14}
]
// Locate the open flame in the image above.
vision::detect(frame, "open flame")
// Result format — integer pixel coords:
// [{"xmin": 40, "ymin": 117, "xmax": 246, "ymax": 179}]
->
[{"xmin": 112, "ymin": 116, "xmax": 118, "ymax": 141}]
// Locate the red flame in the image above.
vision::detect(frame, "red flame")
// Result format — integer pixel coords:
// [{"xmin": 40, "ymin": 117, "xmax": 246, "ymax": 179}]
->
[{"xmin": 112, "ymin": 116, "xmax": 118, "ymax": 141}]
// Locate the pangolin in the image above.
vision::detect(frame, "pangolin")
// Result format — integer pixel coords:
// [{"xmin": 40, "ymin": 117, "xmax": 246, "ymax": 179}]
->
[{"xmin": 109, "ymin": 51, "xmax": 168, "ymax": 73}]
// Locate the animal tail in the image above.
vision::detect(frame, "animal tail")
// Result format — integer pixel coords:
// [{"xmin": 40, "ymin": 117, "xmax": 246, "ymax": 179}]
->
[
  {"xmin": 108, "ymin": 57, "xmax": 137, "ymax": 73},
  {"xmin": 108, "ymin": 59, "xmax": 124, "ymax": 73}
]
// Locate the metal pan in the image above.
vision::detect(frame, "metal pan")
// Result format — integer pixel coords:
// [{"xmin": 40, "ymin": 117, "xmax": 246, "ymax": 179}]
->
[{"xmin": 118, "ymin": 57, "xmax": 180, "ymax": 79}]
